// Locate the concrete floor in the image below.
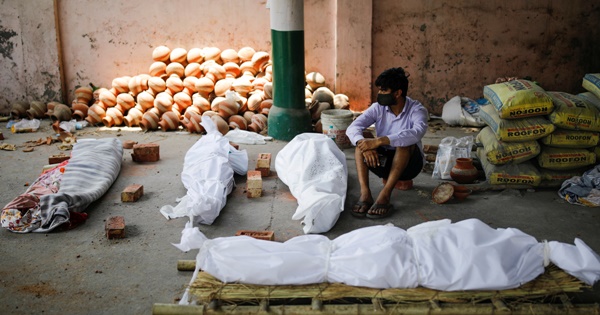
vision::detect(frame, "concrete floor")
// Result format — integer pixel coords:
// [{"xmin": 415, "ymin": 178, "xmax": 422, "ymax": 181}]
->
[{"xmin": 1, "ymin": 119, "xmax": 599, "ymax": 314}]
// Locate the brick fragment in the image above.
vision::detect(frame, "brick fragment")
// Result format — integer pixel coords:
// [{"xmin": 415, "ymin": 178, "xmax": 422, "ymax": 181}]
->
[
  {"xmin": 131, "ymin": 143, "xmax": 160, "ymax": 162},
  {"xmin": 122, "ymin": 140, "xmax": 137, "ymax": 149},
  {"xmin": 246, "ymin": 170, "xmax": 262, "ymax": 198},
  {"xmin": 105, "ymin": 216, "xmax": 125, "ymax": 239},
  {"xmin": 256, "ymin": 153, "xmax": 271, "ymax": 177},
  {"xmin": 235, "ymin": 230, "xmax": 275, "ymax": 241},
  {"xmin": 49, "ymin": 154, "xmax": 70, "ymax": 164},
  {"xmin": 121, "ymin": 184, "xmax": 143, "ymax": 202}
]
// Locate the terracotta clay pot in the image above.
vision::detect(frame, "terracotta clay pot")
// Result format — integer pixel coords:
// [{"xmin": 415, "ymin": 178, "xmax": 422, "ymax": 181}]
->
[
  {"xmin": 148, "ymin": 77, "xmax": 166, "ymax": 94},
  {"xmin": 74, "ymin": 86, "xmax": 94, "ymax": 104},
  {"xmin": 170, "ymin": 48, "xmax": 188, "ymax": 64},
  {"xmin": 214, "ymin": 78, "xmax": 234, "ymax": 97},
  {"xmin": 204, "ymin": 64, "xmax": 226, "ymax": 83},
  {"xmin": 173, "ymin": 92, "xmax": 192, "ymax": 112},
  {"xmin": 192, "ymin": 94, "xmax": 210, "ymax": 112},
  {"xmin": 452, "ymin": 185, "xmax": 473, "ymax": 201},
  {"xmin": 154, "ymin": 92, "xmax": 174, "ymax": 114},
  {"xmin": 158, "ymin": 111, "xmax": 180, "ymax": 131},
  {"xmin": 137, "ymin": 91, "xmax": 155, "ymax": 112},
  {"xmin": 248, "ymin": 113, "xmax": 267, "ymax": 133},
  {"xmin": 220, "ymin": 48, "xmax": 239, "ymax": 64},
  {"xmin": 85, "ymin": 104, "xmax": 106, "ymax": 125},
  {"xmin": 223, "ymin": 62, "xmax": 241, "ymax": 78},
  {"xmin": 102, "ymin": 107, "xmax": 124, "ymax": 127},
  {"xmin": 166, "ymin": 62, "xmax": 185, "ymax": 78},
  {"xmin": 195, "ymin": 77, "xmax": 215, "ymax": 98},
  {"xmin": 140, "ymin": 111, "xmax": 160, "ymax": 131},
  {"xmin": 50, "ymin": 103, "xmax": 72, "ymax": 122},
  {"xmin": 116, "ymin": 93, "xmax": 135, "ymax": 112},
  {"xmin": 99, "ymin": 89, "xmax": 117, "ymax": 107},
  {"xmin": 211, "ymin": 115, "xmax": 229, "ymax": 135},
  {"xmin": 124, "ymin": 107, "xmax": 144, "ymax": 127},
  {"xmin": 306, "ymin": 72, "xmax": 326, "ymax": 90},
  {"xmin": 72, "ymin": 102, "xmax": 89, "ymax": 121},
  {"xmin": 152, "ymin": 45, "xmax": 171, "ymax": 62},
  {"xmin": 232, "ymin": 77, "xmax": 253, "ymax": 97},
  {"xmin": 239, "ymin": 61, "xmax": 257, "ymax": 79},
  {"xmin": 184, "ymin": 112, "xmax": 204, "ymax": 134},
  {"xmin": 149, "ymin": 61, "xmax": 167, "ymax": 77},
  {"xmin": 112, "ymin": 76, "xmax": 131, "ymax": 94},
  {"xmin": 128, "ymin": 75, "xmax": 148, "ymax": 96},
  {"xmin": 263, "ymin": 82, "xmax": 273, "ymax": 99},
  {"xmin": 218, "ymin": 99, "xmax": 239, "ymax": 120},
  {"xmin": 247, "ymin": 91, "xmax": 265, "ymax": 112},
  {"xmin": 259, "ymin": 99, "xmax": 273, "ymax": 115},
  {"xmin": 251, "ymin": 51, "xmax": 270, "ymax": 73},
  {"xmin": 187, "ymin": 48, "xmax": 204, "ymax": 64},
  {"xmin": 11, "ymin": 101, "xmax": 30, "ymax": 118},
  {"xmin": 26, "ymin": 101, "xmax": 47, "ymax": 119},
  {"xmin": 243, "ymin": 111, "xmax": 255, "ymax": 124},
  {"xmin": 203, "ymin": 47, "xmax": 222, "ymax": 63},
  {"xmin": 228, "ymin": 115, "xmax": 247, "ymax": 130},
  {"xmin": 450, "ymin": 158, "xmax": 478, "ymax": 184},
  {"xmin": 237, "ymin": 46, "xmax": 256, "ymax": 62},
  {"xmin": 166, "ymin": 75, "xmax": 184, "ymax": 94}
]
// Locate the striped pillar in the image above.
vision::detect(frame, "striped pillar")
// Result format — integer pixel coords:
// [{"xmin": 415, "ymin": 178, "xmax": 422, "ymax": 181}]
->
[{"xmin": 267, "ymin": 0, "xmax": 312, "ymax": 141}]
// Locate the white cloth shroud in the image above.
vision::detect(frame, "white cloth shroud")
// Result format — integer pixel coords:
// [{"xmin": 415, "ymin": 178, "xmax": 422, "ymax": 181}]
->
[
  {"xmin": 160, "ymin": 118, "xmax": 248, "ymax": 224},
  {"xmin": 274, "ymin": 133, "xmax": 348, "ymax": 234},
  {"xmin": 174, "ymin": 218, "xmax": 600, "ymax": 291}
]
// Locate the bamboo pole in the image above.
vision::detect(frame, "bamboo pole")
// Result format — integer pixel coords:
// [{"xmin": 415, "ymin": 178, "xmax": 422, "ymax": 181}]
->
[{"xmin": 177, "ymin": 260, "xmax": 196, "ymax": 271}]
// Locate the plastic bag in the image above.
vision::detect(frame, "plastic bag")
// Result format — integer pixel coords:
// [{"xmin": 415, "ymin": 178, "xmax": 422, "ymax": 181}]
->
[
  {"xmin": 432, "ymin": 136, "xmax": 474, "ymax": 180},
  {"xmin": 11, "ymin": 119, "xmax": 40, "ymax": 133},
  {"xmin": 224, "ymin": 129, "xmax": 267, "ymax": 145},
  {"xmin": 275, "ymin": 133, "xmax": 347, "ymax": 234}
]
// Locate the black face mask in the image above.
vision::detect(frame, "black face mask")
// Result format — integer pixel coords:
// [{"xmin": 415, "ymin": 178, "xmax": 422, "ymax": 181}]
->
[{"xmin": 377, "ymin": 93, "xmax": 397, "ymax": 106}]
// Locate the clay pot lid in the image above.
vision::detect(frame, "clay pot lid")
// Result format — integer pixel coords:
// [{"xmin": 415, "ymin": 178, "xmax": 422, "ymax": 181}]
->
[
  {"xmin": 432, "ymin": 182, "xmax": 454, "ymax": 204},
  {"xmin": 453, "ymin": 185, "xmax": 473, "ymax": 201}
]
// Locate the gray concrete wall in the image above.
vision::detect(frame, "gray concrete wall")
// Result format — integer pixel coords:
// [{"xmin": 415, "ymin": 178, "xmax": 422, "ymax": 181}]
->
[
  {"xmin": 0, "ymin": 0, "xmax": 598, "ymax": 114},
  {"xmin": 0, "ymin": 0, "xmax": 63, "ymax": 113}
]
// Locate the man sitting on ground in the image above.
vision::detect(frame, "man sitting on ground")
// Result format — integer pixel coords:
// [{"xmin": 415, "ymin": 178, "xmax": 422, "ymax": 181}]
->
[{"xmin": 346, "ymin": 67, "xmax": 428, "ymax": 219}]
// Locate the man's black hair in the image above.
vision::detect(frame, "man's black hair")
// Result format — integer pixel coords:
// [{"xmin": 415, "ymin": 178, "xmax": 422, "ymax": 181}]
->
[{"xmin": 375, "ymin": 67, "xmax": 409, "ymax": 97}]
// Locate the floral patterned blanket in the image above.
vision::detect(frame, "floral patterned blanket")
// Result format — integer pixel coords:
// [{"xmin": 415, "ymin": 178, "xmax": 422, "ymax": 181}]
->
[{"xmin": 1, "ymin": 138, "xmax": 123, "ymax": 232}]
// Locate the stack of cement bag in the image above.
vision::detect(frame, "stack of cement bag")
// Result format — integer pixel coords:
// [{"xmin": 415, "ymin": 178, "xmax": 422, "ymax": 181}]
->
[{"xmin": 477, "ymin": 76, "xmax": 600, "ymax": 187}]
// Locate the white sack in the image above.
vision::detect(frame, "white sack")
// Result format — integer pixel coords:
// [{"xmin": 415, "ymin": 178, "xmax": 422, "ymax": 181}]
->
[
  {"xmin": 225, "ymin": 128, "xmax": 268, "ymax": 145},
  {"xmin": 441, "ymin": 96, "xmax": 485, "ymax": 127},
  {"xmin": 407, "ymin": 219, "xmax": 545, "ymax": 291},
  {"xmin": 175, "ymin": 218, "xmax": 600, "ymax": 290},
  {"xmin": 160, "ymin": 118, "xmax": 248, "ymax": 224},
  {"xmin": 275, "ymin": 133, "xmax": 347, "ymax": 234}
]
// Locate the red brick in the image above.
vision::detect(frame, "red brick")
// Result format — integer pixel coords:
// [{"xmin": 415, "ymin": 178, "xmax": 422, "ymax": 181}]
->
[
  {"xmin": 48, "ymin": 154, "xmax": 70, "ymax": 164},
  {"xmin": 121, "ymin": 184, "xmax": 143, "ymax": 202},
  {"xmin": 131, "ymin": 143, "xmax": 160, "ymax": 162},
  {"xmin": 246, "ymin": 170, "xmax": 262, "ymax": 198},
  {"xmin": 256, "ymin": 153, "xmax": 271, "ymax": 176},
  {"xmin": 105, "ymin": 216, "xmax": 125, "ymax": 239},
  {"xmin": 235, "ymin": 230, "xmax": 274, "ymax": 241}
]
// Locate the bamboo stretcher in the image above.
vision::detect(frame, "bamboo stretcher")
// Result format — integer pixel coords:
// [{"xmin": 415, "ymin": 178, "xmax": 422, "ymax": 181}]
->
[{"xmin": 153, "ymin": 264, "xmax": 600, "ymax": 315}]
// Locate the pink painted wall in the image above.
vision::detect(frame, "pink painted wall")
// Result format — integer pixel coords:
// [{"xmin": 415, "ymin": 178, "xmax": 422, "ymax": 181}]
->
[
  {"xmin": 56, "ymin": 0, "xmax": 337, "ymax": 105},
  {"xmin": 372, "ymin": 1, "xmax": 600, "ymax": 114}
]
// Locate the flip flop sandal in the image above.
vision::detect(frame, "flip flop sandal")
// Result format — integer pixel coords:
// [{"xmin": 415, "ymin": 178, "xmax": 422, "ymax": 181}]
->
[
  {"xmin": 351, "ymin": 201, "xmax": 372, "ymax": 218},
  {"xmin": 366, "ymin": 203, "xmax": 394, "ymax": 219}
]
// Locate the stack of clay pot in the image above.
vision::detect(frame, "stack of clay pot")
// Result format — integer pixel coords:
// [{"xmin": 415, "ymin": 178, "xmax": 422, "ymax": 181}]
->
[
  {"xmin": 304, "ymin": 71, "xmax": 350, "ymax": 133},
  {"xmin": 63, "ymin": 46, "xmax": 350, "ymax": 136},
  {"xmin": 70, "ymin": 46, "xmax": 275, "ymax": 135}
]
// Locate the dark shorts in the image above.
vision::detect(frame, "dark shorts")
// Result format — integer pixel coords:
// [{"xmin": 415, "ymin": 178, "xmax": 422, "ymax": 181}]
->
[{"xmin": 368, "ymin": 146, "xmax": 423, "ymax": 180}]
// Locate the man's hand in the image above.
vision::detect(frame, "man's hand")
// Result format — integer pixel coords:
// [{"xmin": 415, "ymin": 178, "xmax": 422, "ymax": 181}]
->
[
  {"xmin": 362, "ymin": 149, "xmax": 380, "ymax": 168},
  {"xmin": 357, "ymin": 137, "xmax": 388, "ymax": 152},
  {"xmin": 357, "ymin": 138, "xmax": 379, "ymax": 152}
]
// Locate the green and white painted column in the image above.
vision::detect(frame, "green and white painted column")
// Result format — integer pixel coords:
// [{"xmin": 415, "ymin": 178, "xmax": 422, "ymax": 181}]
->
[{"xmin": 267, "ymin": 0, "xmax": 312, "ymax": 141}]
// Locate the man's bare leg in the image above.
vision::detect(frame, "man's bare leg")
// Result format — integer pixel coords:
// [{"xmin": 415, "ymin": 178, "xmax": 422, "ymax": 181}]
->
[
  {"xmin": 368, "ymin": 146, "xmax": 413, "ymax": 216},
  {"xmin": 354, "ymin": 147, "xmax": 374, "ymax": 209}
]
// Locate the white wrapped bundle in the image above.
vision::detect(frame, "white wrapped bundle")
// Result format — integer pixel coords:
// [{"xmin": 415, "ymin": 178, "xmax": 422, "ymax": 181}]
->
[{"xmin": 275, "ymin": 133, "xmax": 348, "ymax": 234}]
